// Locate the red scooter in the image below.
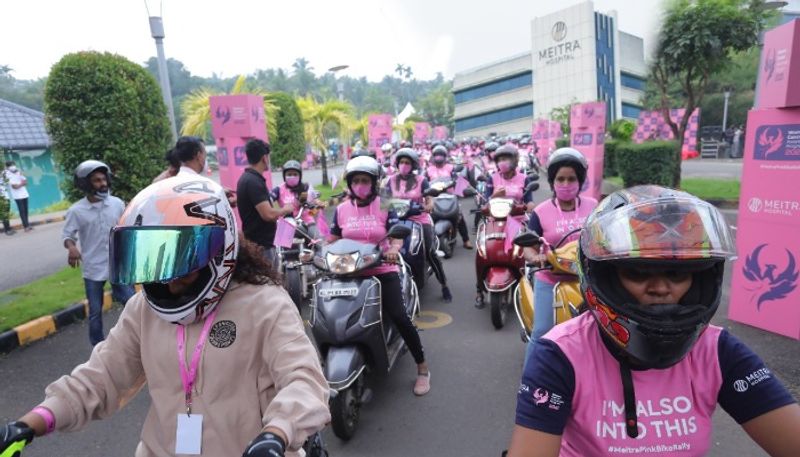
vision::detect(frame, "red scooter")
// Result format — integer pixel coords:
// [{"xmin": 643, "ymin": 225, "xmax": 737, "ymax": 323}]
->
[{"xmin": 474, "ymin": 182, "xmax": 538, "ymax": 329}]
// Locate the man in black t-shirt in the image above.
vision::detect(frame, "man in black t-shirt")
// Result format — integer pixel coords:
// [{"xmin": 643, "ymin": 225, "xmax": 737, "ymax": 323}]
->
[{"xmin": 236, "ymin": 139, "xmax": 293, "ymax": 265}]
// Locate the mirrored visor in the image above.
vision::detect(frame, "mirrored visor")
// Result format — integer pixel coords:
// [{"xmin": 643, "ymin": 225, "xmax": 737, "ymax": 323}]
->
[{"xmin": 110, "ymin": 225, "xmax": 225, "ymax": 285}]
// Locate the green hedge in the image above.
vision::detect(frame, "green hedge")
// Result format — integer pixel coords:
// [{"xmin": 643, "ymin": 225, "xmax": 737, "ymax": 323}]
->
[
  {"xmin": 266, "ymin": 92, "xmax": 305, "ymax": 166},
  {"xmin": 555, "ymin": 137, "xmax": 569, "ymax": 148},
  {"xmin": 616, "ymin": 141, "xmax": 678, "ymax": 187},
  {"xmin": 44, "ymin": 51, "xmax": 172, "ymax": 202},
  {"xmin": 603, "ymin": 139, "xmax": 619, "ymax": 177}
]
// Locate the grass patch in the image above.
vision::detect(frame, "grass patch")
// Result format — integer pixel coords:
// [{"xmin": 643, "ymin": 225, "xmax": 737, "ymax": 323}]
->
[
  {"xmin": 0, "ymin": 267, "xmax": 94, "ymax": 332},
  {"xmin": 604, "ymin": 176, "xmax": 740, "ymax": 201},
  {"xmin": 315, "ymin": 181, "xmax": 347, "ymax": 202},
  {"xmin": 681, "ymin": 178, "xmax": 740, "ymax": 201}
]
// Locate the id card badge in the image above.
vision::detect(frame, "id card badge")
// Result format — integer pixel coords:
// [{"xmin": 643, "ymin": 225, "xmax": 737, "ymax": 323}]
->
[{"xmin": 176, "ymin": 414, "xmax": 203, "ymax": 455}]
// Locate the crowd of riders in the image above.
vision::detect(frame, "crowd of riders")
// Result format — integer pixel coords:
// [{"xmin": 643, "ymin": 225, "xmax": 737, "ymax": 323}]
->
[{"xmin": 2, "ymin": 131, "xmax": 798, "ymax": 457}]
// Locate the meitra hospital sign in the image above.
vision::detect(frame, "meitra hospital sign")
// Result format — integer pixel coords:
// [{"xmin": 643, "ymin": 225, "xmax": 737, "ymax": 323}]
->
[{"xmin": 538, "ymin": 21, "xmax": 583, "ymax": 65}]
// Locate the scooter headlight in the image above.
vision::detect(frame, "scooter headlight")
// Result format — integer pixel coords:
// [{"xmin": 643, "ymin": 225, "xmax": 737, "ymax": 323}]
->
[
  {"xmin": 489, "ymin": 199, "xmax": 513, "ymax": 219},
  {"xmin": 326, "ymin": 252, "xmax": 360, "ymax": 274}
]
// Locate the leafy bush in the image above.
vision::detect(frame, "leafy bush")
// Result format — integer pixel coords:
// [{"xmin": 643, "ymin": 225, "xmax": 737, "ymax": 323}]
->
[
  {"xmin": 265, "ymin": 92, "xmax": 305, "ymax": 165},
  {"xmin": 603, "ymin": 139, "xmax": 619, "ymax": 177},
  {"xmin": 555, "ymin": 137, "xmax": 569, "ymax": 149},
  {"xmin": 616, "ymin": 141, "xmax": 678, "ymax": 187},
  {"xmin": 608, "ymin": 119, "xmax": 636, "ymax": 141},
  {"xmin": 44, "ymin": 51, "xmax": 172, "ymax": 202}
]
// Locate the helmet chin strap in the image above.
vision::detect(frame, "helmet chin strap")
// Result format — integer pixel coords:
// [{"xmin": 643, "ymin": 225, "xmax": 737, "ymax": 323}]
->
[{"xmin": 619, "ymin": 362, "xmax": 639, "ymax": 439}]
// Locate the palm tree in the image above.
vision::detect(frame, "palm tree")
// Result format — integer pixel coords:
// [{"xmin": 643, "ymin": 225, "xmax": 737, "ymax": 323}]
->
[
  {"xmin": 180, "ymin": 75, "xmax": 279, "ymax": 140},
  {"xmin": 296, "ymin": 96, "xmax": 354, "ymax": 186},
  {"xmin": 292, "ymin": 57, "xmax": 316, "ymax": 96}
]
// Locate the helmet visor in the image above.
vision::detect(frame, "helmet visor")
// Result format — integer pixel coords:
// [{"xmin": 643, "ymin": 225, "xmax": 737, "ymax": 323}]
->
[
  {"xmin": 110, "ymin": 225, "xmax": 226, "ymax": 285},
  {"xmin": 581, "ymin": 197, "xmax": 736, "ymax": 261}
]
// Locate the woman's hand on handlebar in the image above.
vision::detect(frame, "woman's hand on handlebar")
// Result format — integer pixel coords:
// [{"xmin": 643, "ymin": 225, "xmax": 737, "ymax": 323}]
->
[{"xmin": 523, "ymin": 247, "xmax": 546, "ymax": 267}]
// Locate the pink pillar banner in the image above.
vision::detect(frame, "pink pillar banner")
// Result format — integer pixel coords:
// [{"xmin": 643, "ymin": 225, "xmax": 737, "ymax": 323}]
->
[
  {"xmin": 433, "ymin": 126, "xmax": 449, "ymax": 141},
  {"xmin": 368, "ymin": 113, "xmax": 393, "ymax": 160},
  {"xmin": 210, "ymin": 94, "xmax": 271, "ymax": 228},
  {"xmin": 569, "ymin": 102, "xmax": 606, "ymax": 200},
  {"xmin": 414, "ymin": 122, "xmax": 431, "ymax": 143},
  {"xmin": 632, "ymin": 109, "xmax": 701, "ymax": 153},
  {"xmin": 531, "ymin": 119, "xmax": 563, "ymax": 162},
  {"xmin": 757, "ymin": 19, "xmax": 800, "ymax": 109},
  {"xmin": 728, "ymin": 108, "xmax": 800, "ymax": 340}
]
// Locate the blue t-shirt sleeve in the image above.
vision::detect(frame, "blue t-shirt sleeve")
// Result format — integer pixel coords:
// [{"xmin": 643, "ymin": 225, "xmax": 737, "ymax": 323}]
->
[
  {"xmin": 523, "ymin": 176, "xmax": 535, "ymax": 203},
  {"xmin": 527, "ymin": 211, "xmax": 544, "ymax": 236},
  {"xmin": 717, "ymin": 329, "xmax": 797, "ymax": 424},
  {"xmin": 330, "ymin": 207, "xmax": 342, "ymax": 237},
  {"xmin": 483, "ymin": 176, "xmax": 494, "ymax": 200},
  {"xmin": 515, "ymin": 339, "xmax": 575, "ymax": 434},
  {"xmin": 270, "ymin": 186, "xmax": 280, "ymax": 203},
  {"xmin": 421, "ymin": 178, "xmax": 430, "ymax": 193},
  {"xmin": 386, "ymin": 208, "xmax": 399, "ymax": 230}
]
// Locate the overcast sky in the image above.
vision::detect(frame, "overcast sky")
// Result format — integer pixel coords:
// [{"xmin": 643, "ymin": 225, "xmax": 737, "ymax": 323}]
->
[{"xmin": 3, "ymin": 0, "xmax": 795, "ymax": 82}]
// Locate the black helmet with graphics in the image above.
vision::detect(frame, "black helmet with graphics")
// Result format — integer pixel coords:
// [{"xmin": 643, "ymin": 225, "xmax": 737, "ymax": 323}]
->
[{"xmin": 578, "ymin": 185, "xmax": 736, "ymax": 369}]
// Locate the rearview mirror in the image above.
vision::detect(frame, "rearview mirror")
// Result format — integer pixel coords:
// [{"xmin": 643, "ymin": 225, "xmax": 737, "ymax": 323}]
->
[
  {"xmin": 423, "ymin": 188, "xmax": 440, "ymax": 197},
  {"xmin": 476, "ymin": 175, "xmax": 487, "ymax": 182},
  {"xmin": 525, "ymin": 182, "xmax": 540, "ymax": 193},
  {"xmin": 513, "ymin": 231, "xmax": 541, "ymax": 247},
  {"xmin": 462, "ymin": 187, "xmax": 477, "ymax": 197},
  {"xmin": 387, "ymin": 225, "xmax": 412, "ymax": 239},
  {"xmin": 527, "ymin": 172, "xmax": 540, "ymax": 181},
  {"xmin": 453, "ymin": 165, "xmax": 464, "ymax": 173}
]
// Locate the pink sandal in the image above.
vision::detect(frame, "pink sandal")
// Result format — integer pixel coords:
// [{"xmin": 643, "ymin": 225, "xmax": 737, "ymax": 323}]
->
[{"xmin": 413, "ymin": 371, "xmax": 431, "ymax": 396}]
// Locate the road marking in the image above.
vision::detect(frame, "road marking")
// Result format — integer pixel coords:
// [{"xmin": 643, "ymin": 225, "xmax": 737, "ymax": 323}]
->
[{"xmin": 415, "ymin": 310, "xmax": 453, "ymax": 330}]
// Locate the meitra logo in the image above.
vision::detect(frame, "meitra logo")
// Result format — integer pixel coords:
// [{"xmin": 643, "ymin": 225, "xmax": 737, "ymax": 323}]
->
[{"xmin": 552, "ymin": 21, "xmax": 567, "ymax": 42}]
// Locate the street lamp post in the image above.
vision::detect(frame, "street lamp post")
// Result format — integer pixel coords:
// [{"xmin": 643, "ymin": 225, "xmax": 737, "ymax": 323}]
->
[
  {"xmin": 722, "ymin": 88, "xmax": 732, "ymax": 132},
  {"xmin": 146, "ymin": 6, "xmax": 178, "ymax": 141}
]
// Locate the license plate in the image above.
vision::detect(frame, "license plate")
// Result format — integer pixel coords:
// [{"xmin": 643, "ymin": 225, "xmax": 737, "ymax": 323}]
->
[{"xmin": 319, "ymin": 287, "xmax": 358, "ymax": 298}]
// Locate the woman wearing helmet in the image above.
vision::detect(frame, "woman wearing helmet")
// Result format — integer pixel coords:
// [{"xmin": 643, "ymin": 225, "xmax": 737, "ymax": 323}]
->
[
  {"xmin": 426, "ymin": 145, "xmax": 473, "ymax": 249},
  {"xmin": 1, "ymin": 175, "xmax": 330, "ymax": 456},
  {"xmin": 272, "ymin": 160, "xmax": 323, "ymax": 231},
  {"xmin": 483, "ymin": 144, "xmax": 537, "ymax": 211},
  {"xmin": 384, "ymin": 148, "xmax": 452, "ymax": 302},
  {"xmin": 330, "ymin": 156, "xmax": 431, "ymax": 395},
  {"xmin": 508, "ymin": 186, "xmax": 800, "ymax": 457},
  {"xmin": 523, "ymin": 148, "xmax": 598, "ymax": 346}
]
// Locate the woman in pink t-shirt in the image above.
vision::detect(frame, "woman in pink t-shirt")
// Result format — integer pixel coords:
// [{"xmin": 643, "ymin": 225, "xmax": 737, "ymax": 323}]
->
[
  {"xmin": 508, "ymin": 186, "xmax": 800, "ymax": 457},
  {"xmin": 523, "ymin": 148, "xmax": 597, "ymax": 348}
]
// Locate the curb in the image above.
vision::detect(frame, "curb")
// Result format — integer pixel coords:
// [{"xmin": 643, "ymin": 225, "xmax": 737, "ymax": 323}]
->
[
  {"xmin": 9, "ymin": 215, "xmax": 66, "ymax": 231},
  {"xmin": 0, "ymin": 285, "xmax": 141, "ymax": 354}
]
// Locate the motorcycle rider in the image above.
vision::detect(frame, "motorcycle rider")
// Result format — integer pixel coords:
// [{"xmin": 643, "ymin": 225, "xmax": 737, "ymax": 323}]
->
[
  {"xmin": 0, "ymin": 175, "xmax": 330, "ymax": 457},
  {"xmin": 329, "ymin": 156, "xmax": 431, "ymax": 396},
  {"xmin": 384, "ymin": 148, "xmax": 453, "ymax": 302},
  {"xmin": 272, "ymin": 159, "xmax": 323, "ymax": 237},
  {"xmin": 523, "ymin": 148, "xmax": 598, "ymax": 348},
  {"xmin": 483, "ymin": 144, "xmax": 537, "ymax": 211},
  {"xmin": 508, "ymin": 186, "xmax": 800, "ymax": 457},
  {"xmin": 381, "ymin": 142, "xmax": 395, "ymax": 175},
  {"xmin": 426, "ymin": 144, "xmax": 473, "ymax": 250}
]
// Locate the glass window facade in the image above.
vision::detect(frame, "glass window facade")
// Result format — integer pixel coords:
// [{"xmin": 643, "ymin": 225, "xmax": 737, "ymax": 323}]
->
[
  {"xmin": 455, "ymin": 103, "xmax": 534, "ymax": 132},
  {"xmin": 453, "ymin": 72, "xmax": 533, "ymax": 104},
  {"xmin": 595, "ymin": 12, "xmax": 617, "ymax": 123},
  {"xmin": 621, "ymin": 73, "xmax": 646, "ymax": 91},
  {"xmin": 621, "ymin": 102, "xmax": 643, "ymax": 119}
]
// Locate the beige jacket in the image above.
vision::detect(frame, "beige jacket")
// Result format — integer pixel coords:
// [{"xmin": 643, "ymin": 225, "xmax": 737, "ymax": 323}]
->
[{"xmin": 40, "ymin": 281, "xmax": 331, "ymax": 456}]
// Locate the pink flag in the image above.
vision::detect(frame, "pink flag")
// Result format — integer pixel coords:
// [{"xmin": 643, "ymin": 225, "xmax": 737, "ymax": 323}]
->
[
  {"xmin": 331, "ymin": 174, "xmax": 339, "ymax": 191},
  {"xmin": 316, "ymin": 211, "xmax": 331, "ymax": 239},
  {"xmin": 274, "ymin": 218, "xmax": 296, "ymax": 248},
  {"xmin": 504, "ymin": 216, "xmax": 523, "ymax": 252},
  {"xmin": 454, "ymin": 175, "xmax": 469, "ymax": 197}
]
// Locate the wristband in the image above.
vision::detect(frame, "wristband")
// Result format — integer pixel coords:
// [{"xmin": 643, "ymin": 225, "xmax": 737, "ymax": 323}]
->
[{"xmin": 31, "ymin": 406, "xmax": 55, "ymax": 434}]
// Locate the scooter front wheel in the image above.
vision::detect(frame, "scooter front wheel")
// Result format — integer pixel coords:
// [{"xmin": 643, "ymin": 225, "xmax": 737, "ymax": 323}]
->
[
  {"xmin": 330, "ymin": 378, "xmax": 362, "ymax": 440},
  {"xmin": 284, "ymin": 267, "xmax": 304, "ymax": 313},
  {"xmin": 440, "ymin": 234, "xmax": 453, "ymax": 259},
  {"xmin": 489, "ymin": 292, "xmax": 508, "ymax": 329}
]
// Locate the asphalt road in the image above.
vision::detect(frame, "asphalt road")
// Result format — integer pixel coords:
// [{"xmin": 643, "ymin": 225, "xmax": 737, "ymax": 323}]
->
[
  {"xmin": 0, "ymin": 221, "xmax": 67, "ymax": 292},
  {"xmin": 681, "ymin": 159, "xmax": 742, "ymax": 180},
  {"xmin": 2, "ymin": 187, "xmax": 797, "ymax": 457}
]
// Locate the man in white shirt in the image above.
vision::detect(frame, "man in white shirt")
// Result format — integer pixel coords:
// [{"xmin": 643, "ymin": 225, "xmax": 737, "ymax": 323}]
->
[
  {"xmin": 0, "ymin": 168, "xmax": 13, "ymax": 235},
  {"xmin": 173, "ymin": 135, "xmax": 237, "ymax": 206},
  {"xmin": 3, "ymin": 160, "xmax": 31, "ymax": 231},
  {"xmin": 62, "ymin": 160, "xmax": 134, "ymax": 345}
]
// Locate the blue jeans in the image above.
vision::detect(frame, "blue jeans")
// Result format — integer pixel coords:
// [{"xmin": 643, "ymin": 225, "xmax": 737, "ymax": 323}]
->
[
  {"xmin": 84, "ymin": 279, "xmax": 136, "ymax": 346},
  {"xmin": 524, "ymin": 278, "xmax": 555, "ymax": 367}
]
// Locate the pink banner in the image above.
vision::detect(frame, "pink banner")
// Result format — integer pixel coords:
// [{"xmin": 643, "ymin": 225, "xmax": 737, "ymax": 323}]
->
[
  {"xmin": 433, "ymin": 126, "xmax": 449, "ymax": 141},
  {"xmin": 414, "ymin": 122, "xmax": 431, "ymax": 143},
  {"xmin": 633, "ymin": 109, "xmax": 700, "ymax": 154},
  {"xmin": 728, "ymin": 108, "xmax": 800, "ymax": 339},
  {"xmin": 368, "ymin": 113, "xmax": 393, "ymax": 160},
  {"xmin": 531, "ymin": 119, "xmax": 563, "ymax": 162},
  {"xmin": 274, "ymin": 218, "xmax": 296, "ymax": 248},
  {"xmin": 569, "ymin": 102, "xmax": 606, "ymax": 200},
  {"xmin": 454, "ymin": 175, "xmax": 469, "ymax": 197},
  {"xmin": 316, "ymin": 211, "xmax": 331, "ymax": 239},
  {"xmin": 757, "ymin": 19, "xmax": 800, "ymax": 109}
]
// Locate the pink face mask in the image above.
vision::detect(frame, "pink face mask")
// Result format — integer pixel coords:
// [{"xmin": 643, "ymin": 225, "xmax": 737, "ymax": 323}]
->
[
  {"xmin": 351, "ymin": 183, "xmax": 372, "ymax": 200},
  {"xmin": 498, "ymin": 161, "xmax": 512, "ymax": 173},
  {"xmin": 398, "ymin": 163, "xmax": 413, "ymax": 175},
  {"xmin": 554, "ymin": 182, "xmax": 580, "ymax": 201},
  {"xmin": 286, "ymin": 176, "xmax": 300, "ymax": 187}
]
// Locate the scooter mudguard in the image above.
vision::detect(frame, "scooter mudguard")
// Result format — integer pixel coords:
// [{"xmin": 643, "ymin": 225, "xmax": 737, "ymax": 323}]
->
[
  {"xmin": 518, "ymin": 276, "xmax": 534, "ymax": 334},
  {"xmin": 325, "ymin": 346, "xmax": 366, "ymax": 391},
  {"xmin": 434, "ymin": 219, "xmax": 452, "ymax": 237},
  {"xmin": 484, "ymin": 266, "xmax": 517, "ymax": 291},
  {"xmin": 554, "ymin": 281, "xmax": 584, "ymax": 323}
]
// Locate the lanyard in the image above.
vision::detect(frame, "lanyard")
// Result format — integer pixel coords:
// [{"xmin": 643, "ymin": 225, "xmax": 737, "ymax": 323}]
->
[{"xmin": 176, "ymin": 308, "xmax": 219, "ymax": 416}]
